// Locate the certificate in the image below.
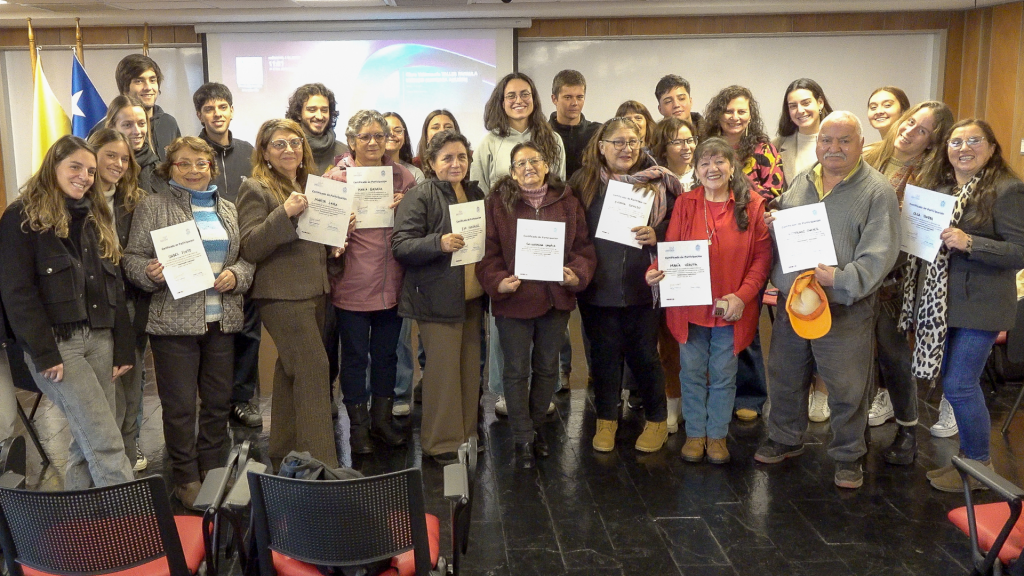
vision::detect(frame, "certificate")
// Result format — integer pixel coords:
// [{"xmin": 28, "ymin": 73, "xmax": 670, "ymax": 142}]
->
[
  {"xmin": 901, "ymin": 184, "xmax": 955, "ymax": 263},
  {"xmin": 773, "ymin": 203, "xmax": 839, "ymax": 274},
  {"xmin": 449, "ymin": 200, "xmax": 485, "ymax": 267},
  {"xmin": 595, "ymin": 179, "xmax": 654, "ymax": 249},
  {"xmin": 658, "ymin": 241, "xmax": 712, "ymax": 307},
  {"xmin": 150, "ymin": 220, "xmax": 215, "ymax": 300},
  {"xmin": 348, "ymin": 166, "xmax": 395, "ymax": 229},
  {"xmin": 296, "ymin": 175, "xmax": 355, "ymax": 247},
  {"xmin": 514, "ymin": 219, "xmax": 565, "ymax": 282}
]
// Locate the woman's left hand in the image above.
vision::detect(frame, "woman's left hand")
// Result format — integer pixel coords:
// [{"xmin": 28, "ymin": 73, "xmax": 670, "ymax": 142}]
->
[
  {"xmin": 112, "ymin": 365, "xmax": 133, "ymax": 381},
  {"xmin": 632, "ymin": 226, "xmax": 657, "ymax": 246},
  {"xmin": 214, "ymin": 270, "xmax": 237, "ymax": 293},
  {"xmin": 560, "ymin": 267, "xmax": 579, "ymax": 287},
  {"xmin": 389, "ymin": 192, "xmax": 405, "ymax": 210},
  {"xmin": 722, "ymin": 293, "xmax": 744, "ymax": 322},
  {"xmin": 940, "ymin": 227, "xmax": 971, "ymax": 252}
]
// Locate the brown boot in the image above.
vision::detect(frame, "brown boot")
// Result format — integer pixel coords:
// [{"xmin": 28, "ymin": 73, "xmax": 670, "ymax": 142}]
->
[
  {"xmin": 929, "ymin": 459, "xmax": 993, "ymax": 493},
  {"xmin": 706, "ymin": 437, "xmax": 730, "ymax": 464},
  {"xmin": 635, "ymin": 421, "xmax": 668, "ymax": 453},
  {"xmin": 592, "ymin": 419, "xmax": 618, "ymax": 452},
  {"xmin": 681, "ymin": 436, "xmax": 706, "ymax": 462},
  {"xmin": 173, "ymin": 481, "xmax": 203, "ymax": 511}
]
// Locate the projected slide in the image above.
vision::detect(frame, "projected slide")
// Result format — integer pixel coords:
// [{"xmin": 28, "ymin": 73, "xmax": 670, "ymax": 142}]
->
[{"xmin": 211, "ymin": 32, "xmax": 508, "ymax": 154}]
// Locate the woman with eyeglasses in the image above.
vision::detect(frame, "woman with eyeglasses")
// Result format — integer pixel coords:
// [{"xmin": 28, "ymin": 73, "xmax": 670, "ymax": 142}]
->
[
  {"xmin": 122, "ymin": 137, "xmax": 252, "ymax": 508},
  {"xmin": 237, "ymin": 119, "xmax": 339, "ymax": 468},
  {"xmin": 0, "ymin": 136, "xmax": 135, "ymax": 490},
  {"xmin": 701, "ymin": 86, "xmax": 784, "ymax": 201},
  {"xmin": 615, "ymin": 100, "xmax": 657, "ymax": 158},
  {"xmin": 861, "ymin": 101, "xmax": 954, "ymax": 466},
  {"xmin": 413, "ymin": 109, "xmax": 461, "ymax": 169},
  {"xmin": 477, "ymin": 142, "xmax": 596, "ymax": 469},
  {"xmin": 325, "ymin": 110, "xmax": 416, "ymax": 453},
  {"xmin": 472, "ymin": 72, "xmax": 566, "ymax": 418},
  {"xmin": 900, "ymin": 120, "xmax": 1024, "ymax": 492},
  {"xmin": 384, "ymin": 112, "xmax": 425, "ymax": 185},
  {"xmin": 569, "ymin": 117, "xmax": 681, "ymax": 453}
]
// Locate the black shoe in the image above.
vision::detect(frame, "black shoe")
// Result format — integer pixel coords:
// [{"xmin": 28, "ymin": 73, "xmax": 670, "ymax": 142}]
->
[
  {"xmin": 431, "ymin": 451, "xmax": 459, "ymax": 465},
  {"xmin": 515, "ymin": 442, "xmax": 536, "ymax": 469},
  {"xmin": 627, "ymin": 390, "xmax": 643, "ymax": 411},
  {"xmin": 883, "ymin": 424, "xmax": 917, "ymax": 466},
  {"xmin": 834, "ymin": 460, "xmax": 863, "ymax": 489},
  {"xmin": 230, "ymin": 402, "xmax": 263, "ymax": 428},
  {"xmin": 346, "ymin": 403, "xmax": 373, "ymax": 454},
  {"xmin": 754, "ymin": 439, "xmax": 805, "ymax": 464},
  {"xmin": 533, "ymin": 430, "xmax": 550, "ymax": 458},
  {"xmin": 414, "ymin": 382, "xmax": 423, "ymax": 404},
  {"xmin": 370, "ymin": 396, "xmax": 408, "ymax": 447}
]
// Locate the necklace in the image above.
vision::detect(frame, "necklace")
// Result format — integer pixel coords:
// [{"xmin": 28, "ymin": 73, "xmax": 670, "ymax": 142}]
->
[{"xmin": 703, "ymin": 193, "xmax": 718, "ymax": 246}]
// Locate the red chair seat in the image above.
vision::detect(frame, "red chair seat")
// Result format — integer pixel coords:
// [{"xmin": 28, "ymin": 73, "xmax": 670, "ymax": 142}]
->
[
  {"xmin": 22, "ymin": 515, "xmax": 205, "ymax": 576},
  {"xmin": 997, "ymin": 331, "xmax": 1008, "ymax": 345},
  {"xmin": 949, "ymin": 503, "xmax": 1024, "ymax": 564},
  {"xmin": 272, "ymin": 513, "xmax": 440, "ymax": 576}
]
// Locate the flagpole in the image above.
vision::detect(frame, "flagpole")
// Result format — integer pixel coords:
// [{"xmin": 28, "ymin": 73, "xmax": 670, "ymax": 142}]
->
[
  {"xmin": 27, "ymin": 18, "xmax": 36, "ymax": 76},
  {"xmin": 142, "ymin": 23, "xmax": 149, "ymax": 57},
  {"xmin": 75, "ymin": 18, "xmax": 84, "ymax": 64}
]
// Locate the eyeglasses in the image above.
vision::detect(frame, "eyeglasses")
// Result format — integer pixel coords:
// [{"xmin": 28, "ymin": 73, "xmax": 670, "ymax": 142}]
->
[
  {"xmin": 356, "ymin": 133, "xmax": 386, "ymax": 143},
  {"xmin": 172, "ymin": 160, "xmax": 211, "ymax": 172},
  {"xmin": 504, "ymin": 90, "xmax": 533, "ymax": 103},
  {"xmin": 602, "ymin": 139, "xmax": 641, "ymax": 151},
  {"xmin": 948, "ymin": 136, "xmax": 987, "ymax": 149},
  {"xmin": 389, "ymin": 128, "xmax": 405, "ymax": 137},
  {"xmin": 669, "ymin": 137, "xmax": 698, "ymax": 147},
  {"xmin": 512, "ymin": 157, "xmax": 546, "ymax": 171},
  {"xmin": 269, "ymin": 138, "xmax": 304, "ymax": 151}
]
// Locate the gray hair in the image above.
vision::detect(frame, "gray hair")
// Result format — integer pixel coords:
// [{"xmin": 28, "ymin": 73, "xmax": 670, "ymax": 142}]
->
[
  {"xmin": 344, "ymin": 109, "xmax": 390, "ymax": 144},
  {"xmin": 821, "ymin": 110, "xmax": 863, "ymax": 136}
]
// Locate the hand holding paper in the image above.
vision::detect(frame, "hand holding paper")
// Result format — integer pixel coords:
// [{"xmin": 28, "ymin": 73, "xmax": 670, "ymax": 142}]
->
[
  {"xmin": 773, "ymin": 204, "xmax": 839, "ymax": 273},
  {"xmin": 595, "ymin": 180, "xmax": 654, "ymax": 249}
]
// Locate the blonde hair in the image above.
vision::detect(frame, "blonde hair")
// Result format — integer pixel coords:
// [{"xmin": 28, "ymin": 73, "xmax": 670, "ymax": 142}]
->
[
  {"xmin": 249, "ymin": 119, "xmax": 316, "ymax": 204},
  {"xmin": 19, "ymin": 136, "xmax": 121, "ymax": 263},
  {"xmin": 87, "ymin": 128, "xmax": 145, "ymax": 213}
]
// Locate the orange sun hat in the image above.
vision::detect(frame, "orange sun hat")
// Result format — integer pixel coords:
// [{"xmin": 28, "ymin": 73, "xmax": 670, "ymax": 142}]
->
[{"xmin": 786, "ymin": 270, "xmax": 831, "ymax": 339}]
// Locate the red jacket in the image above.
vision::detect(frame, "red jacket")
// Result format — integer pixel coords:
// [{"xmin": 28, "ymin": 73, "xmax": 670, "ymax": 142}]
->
[
  {"xmin": 476, "ymin": 180, "xmax": 596, "ymax": 319},
  {"xmin": 654, "ymin": 187, "xmax": 772, "ymax": 353}
]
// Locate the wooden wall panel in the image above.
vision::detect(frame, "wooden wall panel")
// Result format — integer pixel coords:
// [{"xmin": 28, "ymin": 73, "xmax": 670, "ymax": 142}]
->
[
  {"xmin": 0, "ymin": 25, "xmax": 196, "ymax": 48},
  {"xmin": 986, "ymin": 2, "xmax": 1023, "ymax": 161},
  {"xmin": 943, "ymin": 11, "xmax": 965, "ymax": 116}
]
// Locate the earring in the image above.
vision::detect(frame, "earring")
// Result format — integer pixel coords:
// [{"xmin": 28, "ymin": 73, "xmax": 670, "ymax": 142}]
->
[
  {"xmin": 266, "ymin": 161, "xmax": 272, "ymax": 169},
  {"xmin": 299, "ymin": 161, "xmax": 304, "ymax": 169}
]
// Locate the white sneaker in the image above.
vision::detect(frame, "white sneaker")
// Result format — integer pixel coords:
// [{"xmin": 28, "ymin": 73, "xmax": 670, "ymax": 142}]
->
[
  {"xmin": 868, "ymin": 389, "xmax": 895, "ymax": 427},
  {"xmin": 547, "ymin": 402, "xmax": 556, "ymax": 415},
  {"xmin": 494, "ymin": 395, "xmax": 508, "ymax": 416},
  {"xmin": 133, "ymin": 446, "xmax": 148, "ymax": 472},
  {"xmin": 809, "ymin": 390, "xmax": 831, "ymax": 422},
  {"xmin": 931, "ymin": 396, "xmax": 959, "ymax": 438},
  {"xmin": 666, "ymin": 397, "xmax": 682, "ymax": 434}
]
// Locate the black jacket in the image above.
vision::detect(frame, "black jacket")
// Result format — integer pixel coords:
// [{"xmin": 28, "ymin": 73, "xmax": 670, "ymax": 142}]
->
[
  {"xmin": 199, "ymin": 129, "xmax": 255, "ymax": 204},
  {"xmin": 112, "ymin": 189, "xmax": 152, "ymax": 345},
  {"xmin": 392, "ymin": 178, "xmax": 487, "ymax": 323},
  {"xmin": 149, "ymin": 105, "xmax": 181, "ymax": 162},
  {"xmin": 0, "ymin": 200, "xmax": 133, "ymax": 370},
  {"xmin": 549, "ymin": 113, "xmax": 601, "ymax": 181}
]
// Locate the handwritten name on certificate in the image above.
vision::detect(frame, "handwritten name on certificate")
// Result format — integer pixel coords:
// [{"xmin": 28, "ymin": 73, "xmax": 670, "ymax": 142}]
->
[
  {"xmin": 595, "ymin": 179, "xmax": 654, "ymax": 249},
  {"xmin": 514, "ymin": 219, "xmax": 565, "ymax": 282},
  {"xmin": 773, "ymin": 204, "xmax": 839, "ymax": 274},
  {"xmin": 297, "ymin": 175, "xmax": 355, "ymax": 247},
  {"xmin": 150, "ymin": 220, "xmax": 215, "ymax": 300},
  {"xmin": 449, "ymin": 200, "xmax": 485, "ymax": 267},
  {"xmin": 658, "ymin": 241, "xmax": 712, "ymax": 307},
  {"xmin": 901, "ymin": 184, "xmax": 955, "ymax": 263},
  {"xmin": 348, "ymin": 166, "xmax": 395, "ymax": 229}
]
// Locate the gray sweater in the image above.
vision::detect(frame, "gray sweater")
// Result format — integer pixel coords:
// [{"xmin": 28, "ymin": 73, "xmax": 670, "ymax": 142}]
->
[{"xmin": 771, "ymin": 160, "xmax": 900, "ymax": 306}]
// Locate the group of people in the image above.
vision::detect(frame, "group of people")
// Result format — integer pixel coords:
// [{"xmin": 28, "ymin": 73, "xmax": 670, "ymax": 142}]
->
[{"xmin": 1, "ymin": 53, "xmax": 1020, "ymax": 507}]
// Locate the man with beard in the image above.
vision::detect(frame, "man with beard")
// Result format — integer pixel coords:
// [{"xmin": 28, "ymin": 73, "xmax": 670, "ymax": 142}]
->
[{"xmin": 285, "ymin": 83, "xmax": 350, "ymax": 174}]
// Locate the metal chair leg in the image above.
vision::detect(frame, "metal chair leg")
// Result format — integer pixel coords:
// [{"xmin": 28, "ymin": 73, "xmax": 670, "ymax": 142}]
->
[
  {"xmin": 1001, "ymin": 383, "xmax": 1024, "ymax": 435},
  {"xmin": 16, "ymin": 398, "xmax": 50, "ymax": 468}
]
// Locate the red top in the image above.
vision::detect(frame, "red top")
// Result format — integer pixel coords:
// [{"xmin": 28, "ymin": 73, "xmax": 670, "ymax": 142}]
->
[{"xmin": 652, "ymin": 186, "xmax": 773, "ymax": 353}]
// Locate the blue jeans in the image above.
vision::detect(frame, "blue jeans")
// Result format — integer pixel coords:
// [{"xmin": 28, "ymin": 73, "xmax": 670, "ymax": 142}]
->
[
  {"xmin": 395, "ymin": 318, "xmax": 426, "ymax": 401},
  {"xmin": 941, "ymin": 327, "xmax": 998, "ymax": 461},
  {"xmin": 679, "ymin": 325, "xmax": 738, "ymax": 439}
]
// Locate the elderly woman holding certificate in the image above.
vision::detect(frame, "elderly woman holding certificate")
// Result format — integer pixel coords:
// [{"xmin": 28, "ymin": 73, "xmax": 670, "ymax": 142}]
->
[
  {"xmin": 903, "ymin": 119, "xmax": 1024, "ymax": 492},
  {"xmin": 324, "ymin": 110, "xmax": 416, "ymax": 454},
  {"xmin": 123, "ymin": 136, "xmax": 253, "ymax": 509},
  {"xmin": 569, "ymin": 116, "xmax": 682, "ymax": 454},
  {"xmin": 645, "ymin": 137, "xmax": 772, "ymax": 465},
  {"xmin": 392, "ymin": 130, "xmax": 487, "ymax": 465},
  {"xmin": 476, "ymin": 141, "xmax": 596, "ymax": 469}
]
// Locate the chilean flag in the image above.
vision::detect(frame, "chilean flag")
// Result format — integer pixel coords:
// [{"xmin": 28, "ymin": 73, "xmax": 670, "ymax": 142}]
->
[{"xmin": 71, "ymin": 52, "xmax": 106, "ymax": 138}]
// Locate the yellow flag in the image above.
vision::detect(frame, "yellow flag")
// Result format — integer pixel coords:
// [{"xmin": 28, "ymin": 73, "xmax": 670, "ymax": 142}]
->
[{"xmin": 31, "ymin": 59, "xmax": 71, "ymax": 171}]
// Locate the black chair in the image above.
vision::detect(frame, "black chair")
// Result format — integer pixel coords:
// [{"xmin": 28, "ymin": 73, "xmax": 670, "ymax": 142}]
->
[
  {"xmin": 6, "ymin": 341, "xmax": 50, "ymax": 469},
  {"xmin": 947, "ymin": 456, "xmax": 1024, "ymax": 575},
  {"xmin": 248, "ymin": 467, "xmax": 441, "ymax": 576},
  {"xmin": 0, "ymin": 475, "xmax": 206, "ymax": 576},
  {"xmin": 197, "ymin": 440, "xmax": 267, "ymax": 576},
  {"xmin": 444, "ymin": 437, "xmax": 476, "ymax": 576}
]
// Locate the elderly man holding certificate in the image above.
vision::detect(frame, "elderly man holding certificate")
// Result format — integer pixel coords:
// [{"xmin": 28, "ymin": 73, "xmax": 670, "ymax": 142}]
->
[{"xmin": 757, "ymin": 111, "xmax": 900, "ymax": 490}]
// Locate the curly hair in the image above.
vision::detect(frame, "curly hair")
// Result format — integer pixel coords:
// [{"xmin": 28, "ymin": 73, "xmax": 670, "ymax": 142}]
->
[
  {"xmin": 285, "ymin": 83, "xmax": 339, "ymax": 132},
  {"xmin": 614, "ymin": 100, "xmax": 657, "ymax": 147},
  {"xmin": 777, "ymin": 78, "xmax": 834, "ymax": 138},
  {"xmin": 692, "ymin": 137, "xmax": 753, "ymax": 231},
  {"xmin": 650, "ymin": 116, "xmax": 697, "ymax": 168},
  {"xmin": 154, "ymin": 136, "xmax": 219, "ymax": 184},
  {"xmin": 482, "ymin": 72, "xmax": 563, "ymax": 175},
  {"xmin": 701, "ymin": 85, "xmax": 769, "ymax": 165},
  {"xmin": 865, "ymin": 101, "xmax": 954, "ymax": 188},
  {"xmin": 87, "ymin": 128, "xmax": 144, "ymax": 213},
  {"xmin": 18, "ymin": 135, "xmax": 120, "ymax": 263},
  {"xmin": 249, "ymin": 119, "xmax": 317, "ymax": 204},
  {"xmin": 422, "ymin": 129, "xmax": 473, "ymax": 182},
  {"xmin": 344, "ymin": 110, "xmax": 390, "ymax": 164}
]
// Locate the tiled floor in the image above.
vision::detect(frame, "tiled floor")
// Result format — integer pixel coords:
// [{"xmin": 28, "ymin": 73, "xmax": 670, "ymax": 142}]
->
[{"xmin": 13, "ymin": 364, "xmax": 1024, "ymax": 576}]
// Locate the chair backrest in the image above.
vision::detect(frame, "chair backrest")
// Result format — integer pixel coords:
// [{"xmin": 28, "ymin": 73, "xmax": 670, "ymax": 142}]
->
[
  {"xmin": 247, "ymin": 468, "xmax": 433, "ymax": 575},
  {"xmin": 0, "ymin": 475, "xmax": 189, "ymax": 576}
]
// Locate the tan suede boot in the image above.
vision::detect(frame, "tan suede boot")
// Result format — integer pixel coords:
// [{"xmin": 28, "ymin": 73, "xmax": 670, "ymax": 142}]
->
[
  {"xmin": 706, "ymin": 438, "xmax": 731, "ymax": 464},
  {"xmin": 635, "ymin": 421, "xmax": 668, "ymax": 452},
  {"xmin": 680, "ymin": 437, "xmax": 706, "ymax": 462},
  {"xmin": 930, "ymin": 459, "xmax": 993, "ymax": 493},
  {"xmin": 592, "ymin": 419, "xmax": 618, "ymax": 452}
]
